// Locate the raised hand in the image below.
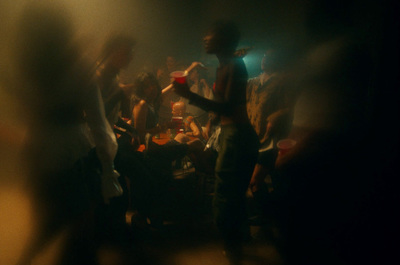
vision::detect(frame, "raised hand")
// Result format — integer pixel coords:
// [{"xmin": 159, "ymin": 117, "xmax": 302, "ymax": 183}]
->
[{"xmin": 172, "ymin": 81, "xmax": 192, "ymax": 99}]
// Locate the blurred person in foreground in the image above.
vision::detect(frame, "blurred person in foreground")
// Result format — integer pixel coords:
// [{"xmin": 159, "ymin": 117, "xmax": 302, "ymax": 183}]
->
[
  {"xmin": 96, "ymin": 34, "xmax": 151, "ymax": 239},
  {"xmin": 246, "ymin": 49, "xmax": 294, "ymax": 148},
  {"xmin": 173, "ymin": 20, "xmax": 259, "ymax": 265},
  {"xmin": 15, "ymin": 4, "xmax": 120, "ymax": 265},
  {"xmin": 273, "ymin": 1, "xmax": 382, "ymax": 263},
  {"xmin": 246, "ymin": 49, "xmax": 295, "ymax": 224}
]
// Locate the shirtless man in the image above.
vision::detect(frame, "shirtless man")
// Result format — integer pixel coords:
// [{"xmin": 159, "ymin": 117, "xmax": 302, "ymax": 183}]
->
[{"xmin": 174, "ymin": 21, "xmax": 259, "ymax": 264}]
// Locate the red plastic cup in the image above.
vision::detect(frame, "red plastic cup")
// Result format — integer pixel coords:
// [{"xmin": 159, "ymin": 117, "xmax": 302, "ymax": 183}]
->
[
  {"xmin": 277, "ymin": 139, "xmax": 297, "ymax": 156},
  {"xmin": 170, "ymin": 71, "xmax": 188, "ymax": 84}
]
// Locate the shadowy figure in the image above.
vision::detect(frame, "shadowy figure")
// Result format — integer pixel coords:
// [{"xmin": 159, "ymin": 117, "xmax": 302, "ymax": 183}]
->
[
  {"xmin": 171, "ymin": 101, "xmax": 204, "ymax": 140},
  {"xmin": 174, "ymin": 20, "xmax": 259, "ymax": 265},
  {"xmin": 273, "ymin": 1, "xmax": 387, "ymax": 264},
  {"xmin": 245, "ymin": 49, "xmax": 295, "ymax": 225},
  {"xmin": 15, "ymin": 4, "xmax": 118, "ymax": 265}
]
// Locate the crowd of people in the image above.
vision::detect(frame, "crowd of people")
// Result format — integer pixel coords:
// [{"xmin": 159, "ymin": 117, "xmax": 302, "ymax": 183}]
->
[{"xmin": 7, "ymin": 2, "xmax": 399, "ymax": 265}]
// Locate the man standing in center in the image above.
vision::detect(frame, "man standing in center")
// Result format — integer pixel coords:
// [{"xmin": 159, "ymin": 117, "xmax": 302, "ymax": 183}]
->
[{"xmin": 173, "ymin": 21, "xmax": 259, "ymax": 265}]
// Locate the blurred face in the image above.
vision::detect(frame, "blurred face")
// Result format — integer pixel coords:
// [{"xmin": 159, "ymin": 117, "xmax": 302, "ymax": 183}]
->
[
  {"xmin": 203, "ymin": 33, "xmax": 221, "ymax": 54},
  {"xmin": 144, "ymin": 79, "xmax": 159, "ymax": 101},
  {"xmin": 261, "ymin": 50, "xmax": 276, "ymax": 72}
]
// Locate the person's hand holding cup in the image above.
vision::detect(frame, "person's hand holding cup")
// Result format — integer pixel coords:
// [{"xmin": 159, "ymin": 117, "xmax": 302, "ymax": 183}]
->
[
  {"xmin": 277, "ymin": 139, "xmax": 297, "ymax": 156},
  {"xmin": 170, "ymin": 71, "xmax": 188, "ymax": 84},
  {"xmin": 172, "ymin": 74, "xmax": 192, "ymax": 99}
]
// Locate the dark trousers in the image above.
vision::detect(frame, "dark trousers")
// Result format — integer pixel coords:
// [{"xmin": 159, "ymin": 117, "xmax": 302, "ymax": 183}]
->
[{"xmin": 212, "ymin": 124, "xmax": 259, "ymax": 255}]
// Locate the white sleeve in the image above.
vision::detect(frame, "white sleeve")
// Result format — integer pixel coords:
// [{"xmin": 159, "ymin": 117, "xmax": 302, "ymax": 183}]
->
[{"xmin": 84, "ymin": 84, "xmax": 118, "ymax": 173}]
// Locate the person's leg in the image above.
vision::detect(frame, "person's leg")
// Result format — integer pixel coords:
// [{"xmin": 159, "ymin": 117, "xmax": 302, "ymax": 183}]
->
[
  {"xmin": 249, "ymin": 149, "xmax": 279, "ymax": 222},
  {"xmin": 213, "ymin": 124, "xmax": 259, "ymax": 264},
  {"xmin": 114, "ymin": 147, "xmax": 158, "ymax": 221}
]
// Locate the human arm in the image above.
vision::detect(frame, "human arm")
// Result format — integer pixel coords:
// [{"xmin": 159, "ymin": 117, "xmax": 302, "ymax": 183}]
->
[
  {"xmin": 200, "ymin": 78, "xmax": 213, "ymax": 99},
  {"xmin": 185, "ymin": 116, "xmax": 201, "ymax": 137},
  {"xmin": 173, "ymin": 82, "xmax": 233, "ymax": 115},
  {"xmin": 165, "ymin": 62, "xmax": 205, "ymax": 96},
  {"xmin": 116, "ymin": 116, "xmax": 138, "ymax": 135},
  {"xmin": 189, "ymin": 121, "xmax": 201, "ymax": 137},
  {"xmin": 132, "ymin": 99, "xmax": 165, "ymax": 140},
  {"xmin": 174, "ymin": 60, "xmax": 246, "ymax": 115},
  {"xmin": 119, "ymin": 83, "xmax": 134, "ymax": 93},
  {"xmin": 259, "ymin": 108, "xmax": 292, "ymax": 144},
  {"xmin": 185, "ymin": 61, "xmax": 206, "ymax": 73},
  {"xmin": 115, "ymin": 117, "xmax": 140, "ymax": 149},
  {"xmin": 249, "ymin": 164, "xmax": 269, "ymax": 193},
  {"xmin": 84, "ymin": 84, "xmax": 122, "ymax": 203},
  {"xmin": 161, "ymin": 84, "xmax": 173, "ymax": 95},
  {"xmin": 84, "ymin": 84, "xmax": 117, "ymax": 174},
  {"xmin": 132, "ymin": 99, "xmax": 149, "ymax": 141}
]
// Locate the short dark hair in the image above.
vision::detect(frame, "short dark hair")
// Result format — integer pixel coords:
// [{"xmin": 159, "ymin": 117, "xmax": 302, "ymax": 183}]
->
[
  {"xmin": 100, "ymin": 34, "xmax": 136, "ymax": 61},
  {"xmin": 207, "ymin": 20, "xmax": 241, "ymax": 51},
  {"xmin": 132, "ymin": 72, "xmax": 162, "ymax": 109}
]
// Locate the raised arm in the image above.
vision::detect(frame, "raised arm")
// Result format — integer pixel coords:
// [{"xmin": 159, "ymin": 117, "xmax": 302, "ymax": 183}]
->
[
  {"xmin": 186, "ymin": 92, "xmax": 232, "ymax": 115},
  {"xmin": 132, "ymin": 99, "xmax": 149, "ymax": 141},
  {"xmin": 174, "ymin": 60, "xmax": 246, "ymax": 116},
  {"xmin": 185, "ymin": 61, "xmax": 206, "ymax": 73},
  {"xmin": 185, "ymin": 116, "xmax": 201, "ymax": 137},
  {"xmin": 161, "ymin": 84, "xmax": 174, "ymax": 95}
]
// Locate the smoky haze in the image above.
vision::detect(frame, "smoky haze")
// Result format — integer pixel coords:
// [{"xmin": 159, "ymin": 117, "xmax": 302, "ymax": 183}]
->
[
  {"xmin": 1, "ymin": 0, "xmax": 397, "ymax": 264},
  {"xmin": 1, "ymin": 0, "xmax": 310, "ymax": 82},
  {"xmin": 0, "ymin": 1, "xmax": 307, "ymax": 263}
]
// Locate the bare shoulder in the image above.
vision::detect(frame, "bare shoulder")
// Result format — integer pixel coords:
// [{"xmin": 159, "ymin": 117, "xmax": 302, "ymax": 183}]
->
[
  {"xmin": 138, "ymin": 99, "xmax": 148, "ymax": 107},
  {"xmin": 134, "ymin": 100, "xmax": 148, "ymax": 113}
]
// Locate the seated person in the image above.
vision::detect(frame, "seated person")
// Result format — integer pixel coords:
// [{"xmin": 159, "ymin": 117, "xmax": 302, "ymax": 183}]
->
[
  {"xmin": 130, "ymin": 72, "xmax": 204, "ymax": 164},
  {"xmin": 131, "ymin": 72, "xmax": 165, "ymax": 143},
  {"xmin": 174, "ymin": 112, "xmax": 221, "ymax": 175},
  {"xmin": 171, "ymin": 101, "xmax": 204, "ymax": 140}
]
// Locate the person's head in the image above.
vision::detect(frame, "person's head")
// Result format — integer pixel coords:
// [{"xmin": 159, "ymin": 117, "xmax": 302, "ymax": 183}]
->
[
  {"xmin": 166, "ymin": 56, "xmax": 177, "ymax": 71},
  {"xmin": 203, "ymin": 20, "xmax": 240, "ymax": 55},
  {"xmin": 133, "ymin": 72, "xmax": 161, "ymax": 103},
  {"xmin": 100, "ymin": 34, "xmax": 135, "ymax": 69},
  {"xmin": 172, "ymin": 101, "xmax": 186, "ymax": 117},
  {"xmin": 17, "ymin": 4, "xmax": 76, "ymax": 85},
  {"xmin": 262, "ymin": 49, "xmax": 276, "ymax": 72}
]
